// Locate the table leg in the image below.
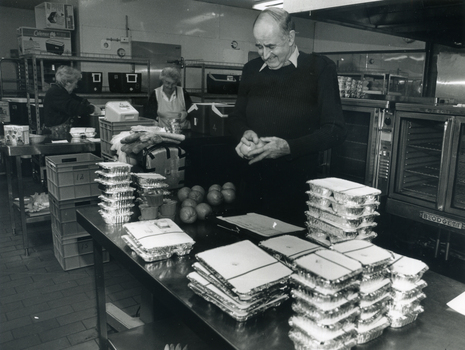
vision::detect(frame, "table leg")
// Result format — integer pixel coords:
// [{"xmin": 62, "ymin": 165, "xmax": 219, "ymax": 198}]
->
[
  {"xmin": 93, "ymin": 239, "xmax": 108, "ymax": 350},
  {"xmin": 4, "ymin": 154, "xmax": 16, "ymax": 236},
  {"xmin": 16, "ymin": 156, "xmax": 29, "ymax": 256}
]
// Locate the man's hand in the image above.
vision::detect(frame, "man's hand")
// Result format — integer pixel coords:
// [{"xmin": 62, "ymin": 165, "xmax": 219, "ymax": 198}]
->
[
  {"xmin": 246, "ymin": 136, "xmax": 290, "ymax": 165},
  {"xmin": 235, "ymin": 130, "xmax": 263, "ymax": 158}
]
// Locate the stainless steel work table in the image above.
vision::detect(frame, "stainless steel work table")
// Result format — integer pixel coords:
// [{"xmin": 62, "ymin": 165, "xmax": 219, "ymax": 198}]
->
[
  {"xmin": 77, "ymin": 206, "xmax": 465, "ymax": 350},
  {"xmin": 0, "ymin": 140, "xmax": 99, "ymax": 255}
]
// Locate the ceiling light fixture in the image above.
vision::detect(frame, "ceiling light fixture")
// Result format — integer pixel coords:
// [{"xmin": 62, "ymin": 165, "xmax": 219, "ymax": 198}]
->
[{"xmin": 252, "ymin": 1, "xmax": 284, "ymax": 11}]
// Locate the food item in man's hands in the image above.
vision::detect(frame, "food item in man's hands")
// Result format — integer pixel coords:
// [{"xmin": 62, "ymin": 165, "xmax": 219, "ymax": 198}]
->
[
  {"xmin": 239, "ymin": 139, "xmax": 265, "ymax": 158},
  {"xmin": 207, "ymin": 189, "xmax": 224, "ymax": 206},
  {"xmin": 195, "ymin": 203, "xmax": 213, "ymax": 220},
  {"xmin": 182, "ymin": 198, "xmax": 197, "ymax": 208},
  {"xmin": 221, "ymin": 189, "xmax": 236, "ymax": 203},
  {"xmin": 177, "ymin": 187, "xmax": 191, "ymax": 201},
  {"xmin": 239, "ymin": 142, "xmax": 256, "ymax": 157},
  {"xmin": 180, "ymin": 206, "xmax": 198, "ymax": 223}
]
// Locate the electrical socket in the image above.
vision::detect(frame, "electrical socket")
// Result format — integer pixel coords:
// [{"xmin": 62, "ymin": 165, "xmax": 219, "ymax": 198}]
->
[{"xmin": 120, "ymin": 37, "xmax": 129, "ymax": 43}]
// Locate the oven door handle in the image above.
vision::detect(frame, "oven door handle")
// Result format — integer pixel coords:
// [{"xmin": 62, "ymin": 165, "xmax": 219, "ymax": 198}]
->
[{"xmin": 436, "ymin": 117, "xmax": 454, "ymax": 211}]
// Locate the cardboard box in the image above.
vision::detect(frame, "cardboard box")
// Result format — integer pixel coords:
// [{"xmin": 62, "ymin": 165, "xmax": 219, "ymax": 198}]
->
[
  {"xmin": 209, "ymin": 103, "xmax": 234, "ymax": 136},
  {"xmin": 17, "ymin": 27, "xmax": 72, "ymax": 56},
  {"xmin": 4, "ymin": 125, "xmax": 30, "ymax": 146},
  {"xmin": 35, "ymin": 2, "xmax": 75, "ymax": 30}
]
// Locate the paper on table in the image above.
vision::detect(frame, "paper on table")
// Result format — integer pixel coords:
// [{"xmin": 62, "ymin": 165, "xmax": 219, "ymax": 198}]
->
[
  {"xmin": 447, "ymin": 291, "xmax": 465, "ymax": 316},
  {"xmin": 51, "ymin": 140, "xmax": 69, "ymax": 143},
  {"xmin": 216, "ymin": 212, "xmax": 304, "ymax": 238}
]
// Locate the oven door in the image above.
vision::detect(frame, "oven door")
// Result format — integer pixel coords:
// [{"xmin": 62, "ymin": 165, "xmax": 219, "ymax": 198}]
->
[
  {"xmin": 445, "ymin": 116, "xmax": 465, "ymax": 216},
  {"xmin": 389, "ymin": 111, "xmax": 453, "ymax": 210},
  {"xmin": 327, "ymin": 104, "xmax": 380, "ymax": 187}
]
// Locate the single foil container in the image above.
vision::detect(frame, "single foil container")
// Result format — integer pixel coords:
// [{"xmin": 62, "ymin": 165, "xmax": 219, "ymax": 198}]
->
[
  {"xmin": 307, "ymin": 177, "xmax": 381, "ymax": 206},
  {"xmin": 96, "ymin": 161, "xmax": 132, "ymax": 175},
  {"xmin": 96, "ymin": 170, "xmax": 132, "ymax": 182},
  {"xmin": 99, "ymin": 211, "xmax": 132, "ymax": 225},
  {"xmin": 387, "ymin": 305, "xmax": 424, "ymax": 328}
]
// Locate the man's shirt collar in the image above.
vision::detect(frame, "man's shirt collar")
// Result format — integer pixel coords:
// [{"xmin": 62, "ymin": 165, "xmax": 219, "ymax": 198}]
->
[{"xmin": 259, "ymin": 46, "xmax": 299, "ymax": 72}]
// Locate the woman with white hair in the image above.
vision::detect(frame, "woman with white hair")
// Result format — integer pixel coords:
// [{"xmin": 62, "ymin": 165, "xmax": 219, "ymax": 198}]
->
[
  {"xmin": 43, "ymin": 65, "xmax": 100, "ymax": 139},
  {"xmin": 145, "ymin": 66, "xmax": 192, "ymax": 130}
]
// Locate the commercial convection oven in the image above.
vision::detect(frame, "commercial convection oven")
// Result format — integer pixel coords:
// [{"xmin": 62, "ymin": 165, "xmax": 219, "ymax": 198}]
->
[
  {"xmin": 386, "ymin": 103, "xmax": 465, "ymax": 238},
  {"xmin": 324, "ymin": 99, "xmax": 395, "ymax": 195}
]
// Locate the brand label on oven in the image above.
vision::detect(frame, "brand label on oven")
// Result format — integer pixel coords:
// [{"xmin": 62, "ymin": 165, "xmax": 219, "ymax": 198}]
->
[{"xmin": 419, "ymin": 212, "xmax": 464, "ymax": 229}]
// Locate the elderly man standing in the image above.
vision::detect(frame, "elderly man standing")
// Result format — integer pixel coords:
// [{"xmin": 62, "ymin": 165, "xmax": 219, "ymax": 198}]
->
[{"xmin": 227, "ymin": 8, "xmax": 346, "ymax": 225}]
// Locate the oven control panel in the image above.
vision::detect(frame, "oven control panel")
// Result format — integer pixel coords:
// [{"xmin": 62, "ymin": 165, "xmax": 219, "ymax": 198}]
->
[{"xmin": 377, "ymin": 113, "xmax": 394, "ymax": 194}]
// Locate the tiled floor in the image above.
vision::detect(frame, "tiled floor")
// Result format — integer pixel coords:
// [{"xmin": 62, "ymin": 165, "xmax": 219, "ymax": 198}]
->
[
  {"xmin": 1, "ymin": 166, "xmax": 465, "ymax": 350},
  {"xmin": 0, "ymin": 171, "xmax": 143, "ymax": 350}
]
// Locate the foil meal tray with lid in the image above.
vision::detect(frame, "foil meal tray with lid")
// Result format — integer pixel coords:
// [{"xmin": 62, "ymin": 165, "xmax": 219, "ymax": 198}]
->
[{"xmin": 307, "ymin": 177, "xmax": 381, "ymax": 206}]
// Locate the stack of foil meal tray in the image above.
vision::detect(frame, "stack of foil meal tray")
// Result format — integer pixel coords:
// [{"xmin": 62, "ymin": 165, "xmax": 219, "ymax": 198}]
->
[
  {"xmin": 131, "ymin": 173, "xmax": 170, "ymax": 220},
  {"xmin": 121, "ymin": 218, "xmax": 195, "ymax": 262},
  {"xmin": 95, "ymin": 162, "xmax": 135, "ymax": 225},
  {"xmin": 331, "ymin": 240, "xmax": 394, "ymax": 345},
  {"xmin": 288, "ymin": 249, "xmax": 364, "ymax": 350},
  {"xmin": 305, "ymin": 178, "xmax": 381, "ymax": 247},
  {"xmin": 386, "ymin": 252, "xmax": 428, "ymax": 328},
  {"xmin": 186, "ymin": 240, "xmax": 293, "ymax": 322},
  {"xmin": 260, "ymin": 236, "xmax": 428, "ymax": 348}
]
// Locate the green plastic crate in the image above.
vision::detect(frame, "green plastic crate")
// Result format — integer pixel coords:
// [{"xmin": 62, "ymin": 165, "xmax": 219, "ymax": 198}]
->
[
  {"xmin": 52, "ymin": 230, "xmax": 94, "ymax": 257},
  {"xmin": 46, "ymin": 153, "xmax": 101, "ymax": 201},
  {"xmin": 49, "ymin": 195, "xmax": 99, "ymax": 237},
  {"xmin": 53, "ymin": 241, "xmax": 109, "ymax": 271}
]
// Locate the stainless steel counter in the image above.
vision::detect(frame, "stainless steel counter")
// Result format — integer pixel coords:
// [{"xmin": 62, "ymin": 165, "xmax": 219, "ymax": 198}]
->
[
  {"xmin": 77, "ymin": 206, "xmax": 465, "ymax": 350},
  {"xmin": 0, "ymin": 140, "xmax": 99, "ymax": 255}
]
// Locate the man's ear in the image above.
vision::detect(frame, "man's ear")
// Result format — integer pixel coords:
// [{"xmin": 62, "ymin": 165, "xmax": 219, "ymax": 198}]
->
[{"xmin": 288, "ymin": 30, "xmax": 296, "ymax": 46}]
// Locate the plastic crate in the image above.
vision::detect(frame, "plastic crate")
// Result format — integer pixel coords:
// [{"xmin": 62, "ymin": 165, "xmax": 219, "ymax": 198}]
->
[
  {"xmin": 49, "ymin": 195, "xmax": 99, "ymax": 237},
  {"xmin": 53, "ymin": 238, "xmax": 110, "ymax": 271},
  {"xmin": 46, "ymin": 153, "xmax": 101, "ymax": 201},
  {"xmin": 52, "ymin": 230, "xmax": 94, "ymax": 257},
  {"xmin": 99, "ymin": 117, "xmax": 154, "ymax": 158}
]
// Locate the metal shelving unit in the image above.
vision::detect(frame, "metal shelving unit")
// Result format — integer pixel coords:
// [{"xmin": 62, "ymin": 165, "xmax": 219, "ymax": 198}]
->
[
  {"xmin": 0, "ymin": 58, "xmax": 26, "ymax": 98},
  {"xmin": 182, "ymin": 60, "xmax": 243, "ymax": 102},
  {"xmin": 22, "ymin": 54, "xmax": 151, "ymax": 131}
]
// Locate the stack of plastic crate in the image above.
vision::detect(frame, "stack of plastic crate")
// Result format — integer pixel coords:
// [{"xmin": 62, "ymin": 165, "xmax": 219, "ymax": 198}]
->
[{"xmin": 46, "ymin": 153, "xmax": 106, "ymax": 270}]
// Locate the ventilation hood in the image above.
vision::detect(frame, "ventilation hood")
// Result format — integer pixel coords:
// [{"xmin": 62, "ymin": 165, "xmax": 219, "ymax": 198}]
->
[
  {"xmin": 290, "ymin": 0, "xmax": 465, "ymax": 48},
  {"xmin": 195, "ymin": 0, "xmax": 465, "ymax": 48}
]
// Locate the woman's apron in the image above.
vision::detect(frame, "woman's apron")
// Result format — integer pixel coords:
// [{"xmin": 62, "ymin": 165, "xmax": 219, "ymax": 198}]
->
[{"xmin": 155, "ymin": 86, "xmax": 190, "ymax": 130}]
